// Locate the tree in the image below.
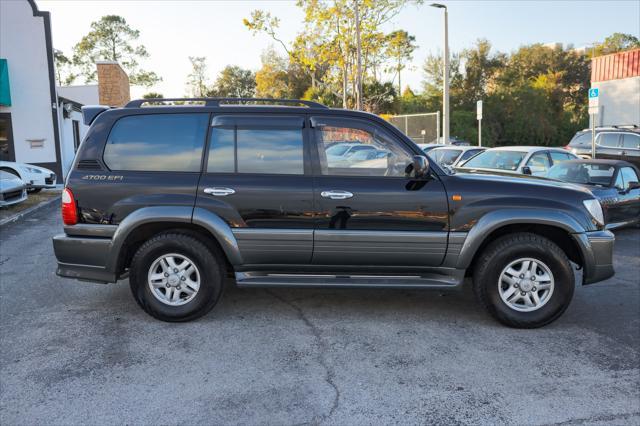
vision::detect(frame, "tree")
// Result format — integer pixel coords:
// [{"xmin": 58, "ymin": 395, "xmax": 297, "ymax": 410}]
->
[
  {"xmin": 592, "ymin": 33, "xmax": 640, "ymax": 56},
  {"xmin": 72, "ymin": 15, "xmax": 161, "ymax": 87},
  {"xmin": 54, "ymin": 49, "xmax": 77, "ymax": 86},
  {"xmin": 208, "ymin": 65, "xmax": 256, "ymax": 98},
  {"xmin": 142, "ymin": 92, "xmax": 163, "ymax": 99},
  {"xmin": 186, "ymin": 56, "xmax": 209, "ymax": 97},
  {"xmin": 255, "ymin": 46, "xmax": 311, "ymax": 99},
  {"xmin": 385, "ymin": 30, "xmax": 417, "ymax": 95},
  {"xmin": 244, "ymin": 0, "xmax": 422, "ymax": 110}
]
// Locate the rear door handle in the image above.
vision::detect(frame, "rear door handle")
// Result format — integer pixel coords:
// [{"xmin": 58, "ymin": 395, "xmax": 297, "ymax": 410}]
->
[
  {"xmin": 203, "ymin": 187, "xmax": 236, "ymax": 196},
  {"xmin": 321, "ymin": 190, "xmax": 353, "ymax": 200}
]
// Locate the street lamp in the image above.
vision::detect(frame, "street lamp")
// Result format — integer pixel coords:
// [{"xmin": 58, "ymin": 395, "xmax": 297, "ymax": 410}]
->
[{"xmin": 430, "ymin": 3, "xmax": 449, "ymax": 145}]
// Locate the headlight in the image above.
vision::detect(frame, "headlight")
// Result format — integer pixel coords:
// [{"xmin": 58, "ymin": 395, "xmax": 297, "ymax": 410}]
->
[
  {"xmin": 22, "ymin": 166, "xmax": 42, "ymax": 174},
  {"xmin": 583, "ymin": 199, "xmax": 604, "ymax": 226}
]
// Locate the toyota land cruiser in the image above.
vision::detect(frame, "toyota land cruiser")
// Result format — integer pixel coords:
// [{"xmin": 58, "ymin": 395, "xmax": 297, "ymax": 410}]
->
[{"xmin": 53, "ymin": 98, "xmax": 615, "ymax": 328}]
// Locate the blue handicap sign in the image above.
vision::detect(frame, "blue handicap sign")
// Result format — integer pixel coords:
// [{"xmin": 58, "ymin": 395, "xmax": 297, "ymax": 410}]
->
[{"xmin": 589, "ymin": 88, "xmax": 599, "ymax": 98}]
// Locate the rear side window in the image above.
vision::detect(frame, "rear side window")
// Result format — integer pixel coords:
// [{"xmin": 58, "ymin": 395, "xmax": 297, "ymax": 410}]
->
[
  {"xmin": 550, "ymin": 151, "xmax": 575, "ymax": 163},
  {"xmin": 526, "ymin": 152, "xmax": 551, "ymax": 176},
  {"xmin": 621, "ymin": 134, "xmax": 640, "ymax": 150},
  {"xmin": 569, "ymin": 132, "xmax": 592, "ymax": 147},
  {"xmin": 207, "ymin": 116, "xmax": 304, "ymax": 175},
  {"xmin": 103, "ymin": 114, "xmax": 208, "ymax": 172},
  {"xmin": 598, "ymin": 133, "xmax": 620, "ymax": 148}
]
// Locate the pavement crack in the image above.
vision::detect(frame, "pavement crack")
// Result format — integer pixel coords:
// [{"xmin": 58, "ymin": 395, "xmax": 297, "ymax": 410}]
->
[{"xmin": 265, "ymin": 289, "xmax": 340, "ymax": 425}]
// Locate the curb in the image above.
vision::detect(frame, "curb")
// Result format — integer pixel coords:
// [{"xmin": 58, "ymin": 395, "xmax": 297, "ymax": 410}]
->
[{"xmin": 0, "ymin": 196, "xmax": 60, "ymax": 227}]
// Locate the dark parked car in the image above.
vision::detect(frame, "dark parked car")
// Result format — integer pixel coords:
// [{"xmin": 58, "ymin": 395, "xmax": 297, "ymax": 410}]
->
[
  {"xmin": 53, "ymin": 97, "xmax": 615, "ymax": 328},
  {"xmin": 546, "ymin": 159, "xmax": 640, "ymax": 229},
  {"xmin": 566, "ymin": 126, "xmax": 640, "ymax": 168}
]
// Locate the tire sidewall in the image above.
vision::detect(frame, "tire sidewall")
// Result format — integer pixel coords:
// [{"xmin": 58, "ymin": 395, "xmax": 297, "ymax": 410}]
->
[
  {"xmin": 131, "ymin": 236, "xmax": 222, "ymax": 321},
  {"xmin": 482, "ymin": 240, "xmax": 574, "ymax": 326}
]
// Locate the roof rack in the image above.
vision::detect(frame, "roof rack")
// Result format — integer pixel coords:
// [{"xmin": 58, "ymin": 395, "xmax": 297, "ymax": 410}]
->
[
  {"xmin": 124, "ymin": 97, "xmax": 328, "ymax": 109},
  {"xmin": 611, "ymin": 124, "xmax": 639, "ymax": 129}
]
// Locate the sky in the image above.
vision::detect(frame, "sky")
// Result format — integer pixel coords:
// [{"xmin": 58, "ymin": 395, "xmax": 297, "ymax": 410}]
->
[{"xmin": 37, "ymin": 0, "xmax": 640, "ymax": 99}]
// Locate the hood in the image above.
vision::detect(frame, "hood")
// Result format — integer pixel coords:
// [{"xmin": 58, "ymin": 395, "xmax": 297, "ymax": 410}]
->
[{"xmin": 453, "ymin": 169, "xmax": 594, "ymax": 196}]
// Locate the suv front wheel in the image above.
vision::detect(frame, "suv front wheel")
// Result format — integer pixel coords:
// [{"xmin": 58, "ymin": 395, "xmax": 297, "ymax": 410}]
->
[
  {"xmin": 473, "ymin": 232, "xmax": 575, "ymax": 328},
  {"xmin": 129, "ymin": 232, "xmax": 224, "ymax": 322}
]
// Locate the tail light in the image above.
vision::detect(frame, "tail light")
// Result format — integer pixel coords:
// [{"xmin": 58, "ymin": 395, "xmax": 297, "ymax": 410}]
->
[{"xmin": 61, "ymin": 188, "xmax": 78, "ymax": 225}]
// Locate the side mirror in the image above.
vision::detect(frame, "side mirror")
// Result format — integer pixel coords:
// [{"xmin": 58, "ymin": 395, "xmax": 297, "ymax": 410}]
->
[
  {"xmin": 412, "ymin": 155, "xmax": 430, "ymax": 178},
  {"xmin": 522, "ymin": 166, "xmax": 532, "ymax": 175},
  {"xmin": 627, "ymin": 181, "xmax": 640, "ymax": 191}
]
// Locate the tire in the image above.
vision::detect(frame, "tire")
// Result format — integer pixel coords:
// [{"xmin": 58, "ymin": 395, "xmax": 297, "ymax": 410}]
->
[
  {"xmin": 473, "ymin": 232, "xmax": 575, "ymax": 328},
  {"xmin": 129, "ymin": 232, "xmax": 224, "ymax": 322}
]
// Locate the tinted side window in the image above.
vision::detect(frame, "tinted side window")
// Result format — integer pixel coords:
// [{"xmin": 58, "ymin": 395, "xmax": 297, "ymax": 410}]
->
[
  {"xmin": 621, "ymin": 134, "xmax": 640, "ymax": 150},
  {"xmin": 598, "ymin": 133, "xmax": 620, "ymax": 148},
  {"xmin": 314, "ymin": 119, "xmax": 412, "ymax": 177},
  {"xmin": 526, "ymin": 152, "xmax": 551, "ymax": 176},
  {"xmin": 620, "ymin": 167, "xmax": 639, "ymax": 190},
  {"xmin": 207, "ymin": 126, "xmax": 304, "ymax": 175},
  {"xmin": 550, "ymin": 151, "xmax": 574, "ymax": 164},
  {"xmin": 103, "ymin": 114, "xmax": 208, "ymax": 172},
  {"xmin": 569, "ymin": 132, "xmax": 592, "ymax": 147},
  {"xmin": 460, "ymin": 149, "xmax": 482, "ymax": 161}
]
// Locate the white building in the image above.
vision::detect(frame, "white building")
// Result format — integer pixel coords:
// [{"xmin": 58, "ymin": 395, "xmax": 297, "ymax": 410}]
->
[
  {"xmin": 0, "ymin": 1, "xmax": 128, "ymax": 182},
  {"xmin": 0, "ymin": 0, "xmax": 63, "ymax": 179}
]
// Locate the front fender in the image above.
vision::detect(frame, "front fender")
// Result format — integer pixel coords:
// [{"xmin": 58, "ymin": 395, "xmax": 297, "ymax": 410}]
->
[{"xmin": 455, "ymin": 208, "xmax": 588, "ymax": 269}]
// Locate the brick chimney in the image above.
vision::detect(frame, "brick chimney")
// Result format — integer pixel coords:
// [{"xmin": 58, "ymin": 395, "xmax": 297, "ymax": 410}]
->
[{"xmin": 96, "ymin": 61, "xmax": 131, "ymax": 107}]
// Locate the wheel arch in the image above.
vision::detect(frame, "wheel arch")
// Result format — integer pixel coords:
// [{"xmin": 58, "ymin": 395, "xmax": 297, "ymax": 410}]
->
[
  {"xmin": 107, "ymin": 206, "xmax": 242, "ymax": 277},
  {"xmin": 456, "ymin": 209, "xmax": 588, "ymax": 272}
]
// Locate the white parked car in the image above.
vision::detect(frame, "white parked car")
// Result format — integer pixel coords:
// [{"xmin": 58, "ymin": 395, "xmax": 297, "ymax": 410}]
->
[
  {"xmin": 428, "ymin": 146, "xmax": 486, "ymax": 167},
  {"xmin": 0, "ymin": 161, "xmax": 57, "ymax": 192},
  {"xmin": 0, "ymin": 170, "xmax": 27, "ymax": 207},
  {"xmin": 458, "ymin": 146, "xmax": 579, "ymax": 176}
]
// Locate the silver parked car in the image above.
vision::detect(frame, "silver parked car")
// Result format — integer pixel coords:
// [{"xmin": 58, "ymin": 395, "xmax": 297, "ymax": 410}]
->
[
  {"xmin": 428, "ymin": 146, "xmax": 486, "ymax": 167},
  {"xmin": 458, "ymin": 146, "xmax": 579, "ymax": 176},
  {"xmin": 0, "ymin": 170, "xmax": 28, "ymax": 207}
]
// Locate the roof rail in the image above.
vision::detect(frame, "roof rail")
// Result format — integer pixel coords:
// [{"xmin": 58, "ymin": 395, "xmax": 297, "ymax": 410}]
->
[
  {"xmin": 611, "ymin": 124, "xmax": 639, "ymax": 129},
  {"xmin": 124, "ymin": 97, "xmax": 328, "ymax": 109}
]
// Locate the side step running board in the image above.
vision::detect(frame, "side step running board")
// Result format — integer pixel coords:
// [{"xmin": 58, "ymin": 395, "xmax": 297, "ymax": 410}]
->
[{"xmin": 234, "ymin": 271, "xmax": 464, "ymax": 290}]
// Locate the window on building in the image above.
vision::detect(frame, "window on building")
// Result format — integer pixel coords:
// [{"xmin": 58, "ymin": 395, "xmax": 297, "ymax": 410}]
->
[{"xmin": 103, "ymin": 114, "xmax": 208, "ymax": 172}]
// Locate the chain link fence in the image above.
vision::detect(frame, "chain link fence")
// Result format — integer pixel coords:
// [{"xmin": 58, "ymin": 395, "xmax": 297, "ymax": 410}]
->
[{"xmin": 387, "ymin": 112, "xmax": 440, "ymax": 145}]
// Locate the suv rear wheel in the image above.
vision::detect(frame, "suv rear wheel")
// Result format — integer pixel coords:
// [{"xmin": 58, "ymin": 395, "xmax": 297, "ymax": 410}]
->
[
  {"xmin": 473, "ymin": 232, "xmax": 575, "ymax": 328},
  {"xmin": 129, "ymin": 232, "xmax": 224, "ymax": 322}
]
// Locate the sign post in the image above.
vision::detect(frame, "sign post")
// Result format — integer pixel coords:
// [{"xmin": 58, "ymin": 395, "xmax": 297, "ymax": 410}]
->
[
  {"xmin": 588, "ymin": 88, "xmax": 600, "ymax": 159},
  {"xmin": 476, "ymin": 100, "xmax": 483, "ymax": 147}
]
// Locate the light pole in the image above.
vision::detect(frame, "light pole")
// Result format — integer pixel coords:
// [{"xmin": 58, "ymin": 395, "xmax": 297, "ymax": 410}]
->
[{"xmin": 431, "ymin": 3, "xmax": 449, "ymax": 145}]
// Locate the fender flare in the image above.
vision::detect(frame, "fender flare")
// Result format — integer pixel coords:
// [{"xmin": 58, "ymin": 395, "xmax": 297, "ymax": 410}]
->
[
  {"xmin": 455, "ymin": 208, "xmax": 588, "ymax": 269},
  {"xmin": 106, "ymin": 206, "xmax": 242, "ymax": 274}
]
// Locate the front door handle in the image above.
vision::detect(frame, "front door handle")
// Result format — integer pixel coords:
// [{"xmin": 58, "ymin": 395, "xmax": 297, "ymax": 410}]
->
[
  {"xmin": 321, "ymin": 190, "xmax": 353, "ymax": 200},
  {"xmin": 204, "ymin": 187, "xmax": 236, "ymax": 196}
]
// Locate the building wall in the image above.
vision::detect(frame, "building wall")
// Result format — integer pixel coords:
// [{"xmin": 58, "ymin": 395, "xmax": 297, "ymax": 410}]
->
[
  {"xmin": 58, "ymin": 108, "xmax": 88, "ymax": 176},
  {"xmin": 57, "ymin": 85, "xmax": 99, "ymax": 106},
  {"xmin": 0, "ymin": 0, "xmax": 59, "ymax": 171},
  {"xmin": 591, "ymin": 77, "xmax": 640, "ymax": 127}
]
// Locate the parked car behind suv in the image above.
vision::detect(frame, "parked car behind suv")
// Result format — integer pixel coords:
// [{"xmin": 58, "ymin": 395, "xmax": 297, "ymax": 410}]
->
[
  {"xmin": 566, "ymin": 126, "xmax": 640, "ymax": 168},
  {"xmin": 53, "ymin": 98, "xmax": 615, "ymax": 328},
  {"xmin": 459, "ymin": 146, "xmax": 578, "ymax": 176}
]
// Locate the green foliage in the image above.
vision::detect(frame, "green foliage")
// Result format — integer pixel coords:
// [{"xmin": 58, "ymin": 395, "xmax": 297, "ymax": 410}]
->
[
  {"xmin": 592, "ymin": 33, "xmax": 640, "ymax": 56},
  {"xmin": 54, "ymin": 49, "xmax": 77, "ymax": 86},
  {"xmin": 142, "ymin": 92, "xmax": 163, "ymax": 99},
  {"xmin": 72, "ymin": 15, "xmax": 161, "ymax": 87},
  {"xmin": 207, "ymin": 65, "xmax": 256, "ymax": 98}
]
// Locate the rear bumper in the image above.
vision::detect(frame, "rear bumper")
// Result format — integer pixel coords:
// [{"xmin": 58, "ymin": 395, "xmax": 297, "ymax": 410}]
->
[
  {"xmin": 52, "ymin": 234, "xmax": 117, "ymax": 283},
  {"xmin": 574, "ymin": 230, "xmax": 615, "ymax": 285}
]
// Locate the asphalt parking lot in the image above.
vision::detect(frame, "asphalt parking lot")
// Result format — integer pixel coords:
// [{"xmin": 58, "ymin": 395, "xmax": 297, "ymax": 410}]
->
[{"xmin": 0, "ymin": 203, "xmax": 638, "ymax": 425}]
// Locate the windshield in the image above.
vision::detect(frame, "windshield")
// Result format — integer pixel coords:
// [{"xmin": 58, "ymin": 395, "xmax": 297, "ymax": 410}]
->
[
  {"xmin": 326, "ymin": 144, "xmax": 350, "ymax": 156},
  {"xmin": 429, "ymin": 149, "xmax": 462, "ymax": 166},
  {"xmin": 547, "ymin": 163, "xmax": 615, "ymax": 186},
  {"xmin": 462, "ymin": 150, "xmax": 526, "ymax": 171}
]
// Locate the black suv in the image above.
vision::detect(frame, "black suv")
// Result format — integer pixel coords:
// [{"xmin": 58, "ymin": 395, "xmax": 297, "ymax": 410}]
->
[
  {"xmin": 53, "ymin": 98, "xmax": 615, "ymax": 328},
  {"xmin": 566, "ymin": 126, "xmax": 640, "ymax": 168}
]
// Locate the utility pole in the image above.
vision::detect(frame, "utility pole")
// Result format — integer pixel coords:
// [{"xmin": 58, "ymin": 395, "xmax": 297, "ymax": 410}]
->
[
  {"xmin": 355, "ymin": 0, "xmax": 363, "ymax": 110},
  {"xmin": 430, "ymin": 3, "xmax": 449, "ymax": 144}
]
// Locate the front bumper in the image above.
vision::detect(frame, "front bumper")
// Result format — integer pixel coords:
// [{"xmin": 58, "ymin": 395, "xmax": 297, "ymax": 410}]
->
[
  {"xmin": 574, "ymin": 230, "xmax": 615, "ymax": 285},
  {"xmin": 53, "ymin": 234, "xmax": 116, "ymax": 283}
]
